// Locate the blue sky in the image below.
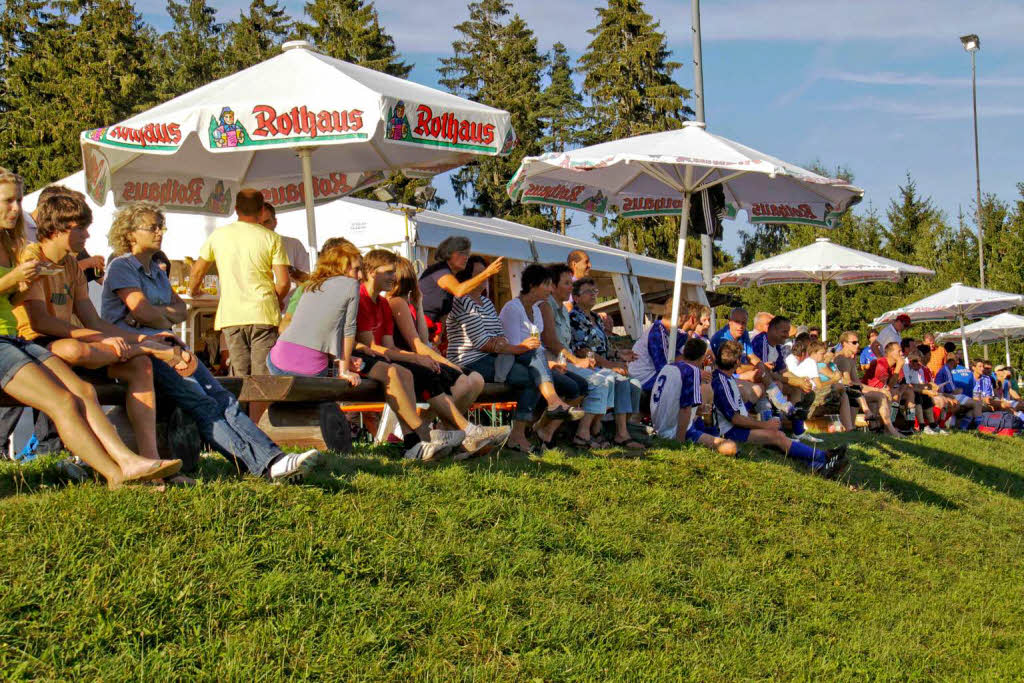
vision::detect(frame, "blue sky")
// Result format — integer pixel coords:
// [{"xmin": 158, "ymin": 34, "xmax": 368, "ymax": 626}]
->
[{"xmin": 141, "ymin": 0, "xmax": 1024, "ymax": 257}]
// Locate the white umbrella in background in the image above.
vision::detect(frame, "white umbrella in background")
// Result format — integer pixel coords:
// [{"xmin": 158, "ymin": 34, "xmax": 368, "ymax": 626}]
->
[
  {"xmin": 937, "ymin": 312, "xmax": 1024, "ymax": 366},
  {"xmin": 873, "ymin": 282, "xmax": 1024, "ymax": 363},
  {"xmin": 507, "ymin": 121, "xmax": 864, "ymax": 351},
  {"xmin": 80, "ymin": 40, "xmax": 516, "ymax": 260},
  {"xmin": 713, "ymin": 237, "xmax": 934, "ymax": 341}
]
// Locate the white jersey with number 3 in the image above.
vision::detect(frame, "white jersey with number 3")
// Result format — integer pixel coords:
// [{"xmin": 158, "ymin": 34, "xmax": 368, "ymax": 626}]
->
[{"xmin": 649, "ymin": 362, "xmax": 702, "ymax": 439}]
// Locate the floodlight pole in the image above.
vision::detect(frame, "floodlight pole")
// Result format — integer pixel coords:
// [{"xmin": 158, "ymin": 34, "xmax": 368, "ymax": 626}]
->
[
  {"xmin": 969, "ymin": 46, "xmax": 984, "ymax": 289},
  {"xmin": 692, "ymin": 0, "xmax": 715, "ymax": 327}
]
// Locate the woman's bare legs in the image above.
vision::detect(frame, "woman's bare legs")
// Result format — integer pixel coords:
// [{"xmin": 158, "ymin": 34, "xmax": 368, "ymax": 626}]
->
[
  {"xmin": 2, "ymin": 362, "xmax": 172, "ymax": 488},
  {"xmin": 368, "ymin": 362, "xmax": 429, "ymax": 441},
  {"xmin": 452, "ymin": 372, "xmax": 484, "ymax": 414}
]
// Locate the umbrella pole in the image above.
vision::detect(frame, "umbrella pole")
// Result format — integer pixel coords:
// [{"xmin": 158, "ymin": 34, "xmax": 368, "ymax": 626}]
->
[
  {"xmin": 820, "ymin": 280, "xmax": 827, "ymax": 342},
  {"xmin": 298, "ymin": 148, "xmax": 318, "ymax": 265},
  {"xmin": 1006, "ymin": 334, "xmax": 1011, "ymax": 367},
  {"xmin": 960, "ymin": 313, "xmax": 969, "ymax": 366},
  {"xmin": 667, "ymin": 188, "xmax": 693, "ymax": 357}
]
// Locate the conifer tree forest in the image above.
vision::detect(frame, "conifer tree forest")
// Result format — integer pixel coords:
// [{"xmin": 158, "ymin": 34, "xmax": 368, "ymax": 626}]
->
[{"xmin": 2, "ymin": 0, "xmax": 1024, "ymax": 343}]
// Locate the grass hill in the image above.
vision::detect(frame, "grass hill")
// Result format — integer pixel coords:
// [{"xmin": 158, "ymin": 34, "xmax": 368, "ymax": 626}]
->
[{"xmin": 1, "ymin": 432, "xmax": 1023, "ymax": 679}]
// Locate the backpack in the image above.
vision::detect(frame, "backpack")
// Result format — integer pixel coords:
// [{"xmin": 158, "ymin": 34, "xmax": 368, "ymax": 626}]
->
[{"xmin": 977, "ymin": 411, "xmax": 1024, "ymax": 436}]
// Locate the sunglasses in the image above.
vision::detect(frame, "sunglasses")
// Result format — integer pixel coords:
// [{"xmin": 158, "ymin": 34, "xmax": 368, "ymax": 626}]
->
[{"xmin": 136, "ymin": 224, "xmax": 166, "ymax": 233}]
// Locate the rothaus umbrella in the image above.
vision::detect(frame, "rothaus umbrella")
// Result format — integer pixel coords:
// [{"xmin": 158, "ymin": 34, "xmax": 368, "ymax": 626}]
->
[
  {"xmin": 937, "ymin": 312, "xmax": 1024, "ymax": 366},
  {"xmin": 713, "ymin": 237, "xmax": 934, "ymax": 341},
  {"xmin": 80, "ymin": 40, "xmax": 516, "ymax": 259},
  {"xmin": 507, "ymin": 121, "xmax": 863, "ymax": 352},
  {"xmin": 873, "ymin": 283, "xmax": 1024, "ymax": 364}
]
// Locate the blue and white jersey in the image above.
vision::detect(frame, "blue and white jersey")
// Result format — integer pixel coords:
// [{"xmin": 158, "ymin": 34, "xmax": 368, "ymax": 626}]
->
[
  {"xmin": 934, "ymin": 365, "xmax": 956, "ymax": 393},
  {"xmin": 628, "ymin": 321, "xmax": 687, "ymax": 391},
  {"xmin": 649, "ymin": 362, "xmax": 702, "ymax": 439},
  {"xmin": 951, "ymin": 366, "xmax": 975, "ymax": 396},
  {"xmin": 974, "ymin": 374, "xmax": 995, "ymax": 399},
  {"xmin": 859, "ymin": 346, "xmax": 877, "ymax": 365},
  {"xmin": 710, "ymin": 325, "xmax": 753, "ymax": 356},
  {"xmin": 711, "ymin": 368, "xmax": 747, "ymax": 435},
  {"xmin": 750, "ymin": 331, "xmax": 785, "ymax": 372}
]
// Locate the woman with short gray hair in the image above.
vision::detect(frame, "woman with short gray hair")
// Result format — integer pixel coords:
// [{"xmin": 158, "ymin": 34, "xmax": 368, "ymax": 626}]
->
[{"xmin": 419, "ymin": 236, "xmax": 504, "ymax": 341}]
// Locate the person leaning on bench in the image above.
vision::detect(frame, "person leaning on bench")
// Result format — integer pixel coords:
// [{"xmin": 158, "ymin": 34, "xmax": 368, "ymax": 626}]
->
[
  {"xmin": 0, "ymin": 167, "xmax": 182, "ymax": 487},
  {"xmin": 100, "ymin": 202, "xmax": 320, "ymax": 483}
]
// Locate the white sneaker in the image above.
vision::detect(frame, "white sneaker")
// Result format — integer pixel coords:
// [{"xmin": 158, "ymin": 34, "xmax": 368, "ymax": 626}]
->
[
  {"xmin": 457, "ymin": 424, "xmax": 512, "ymax": 460},
  {"xmin": 405, "ymin": 440, "xmax": 446, "ymax": 461},
  {"xmin": 796, "ymin": 431, "xmax": 823, "ymax": 444},
  {"xmin": 269, "ymin": 449, "xmax": 320, "ymax": 481},
  {"xmin": 426, "ymin": 429, "xmax": 466, "ymax": 460},
  {"xmin": 922, "ymin": 425, "xmax": 938, "ymax": 435}
]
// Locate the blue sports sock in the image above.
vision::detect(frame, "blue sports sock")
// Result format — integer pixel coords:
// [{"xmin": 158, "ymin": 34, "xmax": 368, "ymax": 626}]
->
[
  {"xmin": 791, "ymin": 418, "xmax": 805, "ymax": 436},
  {"xmin": 787, "ymin": 439, "xmax": 823, "ymax": 464}
]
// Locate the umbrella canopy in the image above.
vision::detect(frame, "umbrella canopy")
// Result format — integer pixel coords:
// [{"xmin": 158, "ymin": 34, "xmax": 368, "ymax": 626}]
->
[
  {"xmin": 937, "ymin": 312, "xmax": 1024, "ymax": 366},
  {"xmin": 873, "ymin": 282, "xmax": 1024, "ymax": 363},
  {"xmin": 713, "ymin": 237, "xmax": 934, "ymax": 340},
  {"xmin": 507, "ymin": 121, "xmax": 864, "ymax": 351},
  {"xmin": 80, "ymin": 40, "xmax": 515, "ymax": 254}
]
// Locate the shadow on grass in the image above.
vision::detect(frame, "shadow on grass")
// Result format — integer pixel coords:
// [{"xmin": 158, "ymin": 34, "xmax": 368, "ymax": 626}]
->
[
  {"xmin": 872, "ymin": 435, "xmax": 1024, "ymax": 500},
  {"xmin": 741, "ymin": 441, "xmax": 960, "ymax": 509}
]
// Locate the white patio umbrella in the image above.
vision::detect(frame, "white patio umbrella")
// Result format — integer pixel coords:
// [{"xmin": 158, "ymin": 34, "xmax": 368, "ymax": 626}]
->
[
  {"xmin": 713, "ymin": 237, "xmax": 934, "ymax": 341},
  {"xmin": 872, "ymin": 282, "xmax": 1024, "ymax": 364},
  {"xmin": 937, "ymin": 312, "xmax": 1024, "ymax": 366},
  {"xmin": 79, "ymin": 40, "xmax": 515, "ymax": 259},
  {"xmin": 507, "ymin": 121, "xmax": 863, "ymax": 351}
]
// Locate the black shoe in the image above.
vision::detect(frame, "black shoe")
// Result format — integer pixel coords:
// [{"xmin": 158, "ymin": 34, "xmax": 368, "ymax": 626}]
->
[{"xmin": 812, "ymin": 445, "xmax": 850, "ymax": 480}]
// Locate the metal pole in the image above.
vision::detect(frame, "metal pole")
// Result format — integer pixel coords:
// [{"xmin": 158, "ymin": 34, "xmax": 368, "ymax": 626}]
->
[
  {"xmin": 667, "ymin": 168, "xmax": 694, "ymax": 357},
  {"xmin": 298, "ymin": 148, "xmax": 318, "ymax": 265},
  {"xmin": 821, "ymin": 280, "xmax": 827, "ymax": 342},
  {"xmin": 692, "ymin": 0, "xmax": 715, "ymax": 329},
  {"xmin": 960, "ymin": 313, "xmax": 969, "ymax": 367},
  {"xmin": 971, "ymin": 49, "xmax": 984, "ymax": 288},
  {"xmin": 1005, "ymin": 334, "xmax": 1011, "ymax": 367}
]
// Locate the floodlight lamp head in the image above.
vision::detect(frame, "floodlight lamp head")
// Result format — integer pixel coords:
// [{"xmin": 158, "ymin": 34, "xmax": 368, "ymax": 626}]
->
[
  {"xmin": 960, "ymin": 34, "xmax": 980, "ymax": 52},
  {"xmin": 373, "ymin": 185, "xmax": 396, "ymax": 203},
  {"xmin": 414, "ymin": 185, "xmax": 437, "ymax": 205}
]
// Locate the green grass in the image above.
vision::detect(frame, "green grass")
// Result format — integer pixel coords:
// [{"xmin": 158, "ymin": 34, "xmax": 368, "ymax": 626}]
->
[{"xmin": 1, "ymin": 432, "xmax": 1023, "ymax": 679}]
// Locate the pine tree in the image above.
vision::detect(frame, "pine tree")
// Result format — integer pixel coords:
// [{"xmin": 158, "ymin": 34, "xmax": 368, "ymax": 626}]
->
[
  {"xmin": 154, "ymin": 0, "xmax": 226, "ymax": 101},
  {"xmin": 300, "ymin": 0, "xmax": 410, "ymax": 77},
  {"xmin": 223, "ymin": 0, "xmax": 294, "ymax": 72},
  {"xmin": 576, "ymin": 0, "xmax": 692, "ymax": 257},
  {"xmin": 1, "ymin": 0, "xmax": 158, "ymax": 189},
  {"xmin": 538, "ymin": 42, "xmax": 582, "ymax": 232},
  {"xmin": 577, "ymin": 0, "xmax": 690, "ymax": 143},
  {"xmin": 439, "ymin": 0, "xmax": 548, "ymax": 226}
]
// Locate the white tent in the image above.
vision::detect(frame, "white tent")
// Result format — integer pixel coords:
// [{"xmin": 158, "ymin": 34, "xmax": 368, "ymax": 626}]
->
[
  {"xmin": 24, "ymin": 172, "xmax": 705, "ymax": 339},
  {"xmin": 713, "ymin": 237, "xmax": 934, "ymax": 341},
  {"xmin": 937, "ymin": 312, "xmax": 1024, "ymax": 366}
]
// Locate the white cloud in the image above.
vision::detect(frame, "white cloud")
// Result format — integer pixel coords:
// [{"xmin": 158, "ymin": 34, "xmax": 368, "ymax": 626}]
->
[
  {"xmin": 819, "ymin": 95, "xmax": 1024, "ymax": 120},
  {"xmin": 824, "ymin": 70, "xmax": 1024, "ymax": 87}
]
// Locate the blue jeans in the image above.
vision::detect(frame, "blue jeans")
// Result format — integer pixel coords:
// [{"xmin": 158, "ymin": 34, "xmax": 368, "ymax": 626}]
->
[
  {"xmin": 596, "ymin": 368, "xmax": 639, "ymax": 415},
  {"xmin": 466, "ymin": 353, "xmax": 540, "ymax": 422},
  {"xmin": 152, "ymin": 358, "xmax": 283, "ymax": 476},
  {"xmin": 566, "ymin": 365, "xmax": 614, "ymax": 415}
]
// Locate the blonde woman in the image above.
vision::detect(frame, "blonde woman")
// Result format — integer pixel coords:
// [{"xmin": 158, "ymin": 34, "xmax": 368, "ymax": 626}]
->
[
  {"xmin": 0, "ymin": 169, "xmax": 181, "ymax": 488},
  {"xmin": 101, "ymin": 203, "xmax": 319, "ymax": 482}
]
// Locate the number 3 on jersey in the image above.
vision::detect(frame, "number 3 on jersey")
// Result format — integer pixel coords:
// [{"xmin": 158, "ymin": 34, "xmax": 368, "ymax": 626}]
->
[{"xmin": 652, "ymin": 374, "xmax": 667, "ymax": 403}]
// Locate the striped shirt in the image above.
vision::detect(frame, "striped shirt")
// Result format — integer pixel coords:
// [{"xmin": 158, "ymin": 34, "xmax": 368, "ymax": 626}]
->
[
  {"xmin": 446, "ymin": 294, "xmax": 505, "ymax": 366},
  {"xmin": 712, "ymin": 368, "xmax": 748, "ymax": 436},
  {"xmin": 628, "ymin": 321, "xmax": 687, "ymax": 391}
]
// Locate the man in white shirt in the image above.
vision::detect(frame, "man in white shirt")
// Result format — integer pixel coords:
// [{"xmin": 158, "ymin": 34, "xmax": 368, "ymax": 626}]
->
[
  {"xmin": 874, "ymin": 314, "xmax": 911, "ymax": 359},
  {"xmin": 260, "ymin": 203, "xmax": 309, "ymax": 282}
]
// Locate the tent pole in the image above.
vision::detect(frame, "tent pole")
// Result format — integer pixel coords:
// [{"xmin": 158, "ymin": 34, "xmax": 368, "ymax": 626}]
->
[
  {"xmin": 1006, "ymin": 334, "xmax": 1011, "ymax": 367},
  {"xmin": 298, "ymin": 148, "xmax": 318, "ymax": 265},
  {"xmin": 667, "ymin": 186, "xmax": 693, "ymax": 358},
  {"xmin": 820, "ymin": 280, "xmax": 827, "ymax": 342},
  {"xmin": 960, "ymin": 313, "xmax": 969, "ymax": 366}
]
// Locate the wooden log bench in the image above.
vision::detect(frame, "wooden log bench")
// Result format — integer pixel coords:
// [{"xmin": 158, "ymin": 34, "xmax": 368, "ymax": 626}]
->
[{"xmin": 239, "ymin": 376, "xmax": 519, "ymax": 452}]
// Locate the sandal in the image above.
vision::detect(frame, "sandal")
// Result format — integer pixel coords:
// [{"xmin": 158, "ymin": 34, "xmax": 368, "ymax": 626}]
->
[
  {"xmin": 166, "ymin": 345, "xmax": 199, "ymax": 377},
  {"xmin": 571, "ymin": 434, "xmax": 596, "ymax": 449},
  {"xmin": 612, "ymin": 437, "xmax": 645, "ymax": 450},
  {"xmin": 531, "ymin": 435, "xmax": 557, "ymax": 455}
]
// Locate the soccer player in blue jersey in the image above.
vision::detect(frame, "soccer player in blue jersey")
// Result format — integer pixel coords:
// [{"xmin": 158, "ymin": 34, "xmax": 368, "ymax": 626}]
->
[
  {"xmin": 649, "ymin": 337, "xmax": 736, "ymax": 455},
  {"xmin": 711, "ymin": 340, "xmax": 848, "ymax": 479}
]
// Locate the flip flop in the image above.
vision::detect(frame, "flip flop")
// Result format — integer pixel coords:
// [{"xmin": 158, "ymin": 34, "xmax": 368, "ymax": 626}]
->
[
  {"xmin": 126, "ymin": 458, "xmax": 182, "ymax": 484},
  {"xmin": 166, "ymin": 345, "xmax": 198, "ymax": 377}
]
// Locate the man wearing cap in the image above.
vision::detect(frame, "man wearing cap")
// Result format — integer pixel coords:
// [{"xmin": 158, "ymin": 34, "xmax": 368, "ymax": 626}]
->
[
  {"xmin": 994, "ymin": 365, "xmax": 1023, "ymax": 410},
  {"xmin": 874, "ymin": 314, "xmax": 911, "ymax": 360}
]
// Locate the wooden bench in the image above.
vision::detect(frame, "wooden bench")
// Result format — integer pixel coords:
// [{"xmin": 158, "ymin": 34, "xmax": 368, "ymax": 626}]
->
[{"xmin": 239, "ymin": 376, "xmax": 518, "ymax": 451}]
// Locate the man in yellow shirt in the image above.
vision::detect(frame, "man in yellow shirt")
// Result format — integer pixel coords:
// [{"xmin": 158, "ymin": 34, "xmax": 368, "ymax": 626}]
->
[{"xmin": 189, "ymin": 189, "xmax": 290, "ymax": 376}]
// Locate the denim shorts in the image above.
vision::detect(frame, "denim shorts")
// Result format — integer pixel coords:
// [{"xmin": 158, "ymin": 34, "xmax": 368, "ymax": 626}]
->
[{"xmin": 0, "ymin": 335, "xmax": 54, "ymax": 388}]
